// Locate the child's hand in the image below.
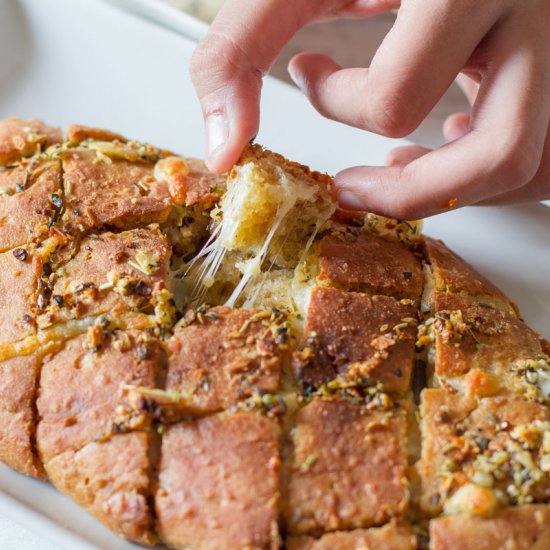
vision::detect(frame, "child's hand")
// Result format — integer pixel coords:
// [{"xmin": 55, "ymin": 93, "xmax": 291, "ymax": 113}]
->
[{"xmin": 191, "ymin": 0, "xmax": 550, "ymax": 218}]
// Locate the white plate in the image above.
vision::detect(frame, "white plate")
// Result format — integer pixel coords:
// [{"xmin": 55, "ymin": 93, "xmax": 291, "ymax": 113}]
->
[{"xmin": 0, "ymin": 1, "xmax": 549, "ymax": 549}]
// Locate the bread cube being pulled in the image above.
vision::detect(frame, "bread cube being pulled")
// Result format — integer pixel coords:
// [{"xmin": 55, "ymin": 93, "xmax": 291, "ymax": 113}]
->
[{"xmin": 188, "ymin": 144, "xmax": 335, "ymax": 309}]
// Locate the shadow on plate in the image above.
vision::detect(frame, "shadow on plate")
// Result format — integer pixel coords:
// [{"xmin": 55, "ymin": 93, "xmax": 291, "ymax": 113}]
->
[{"xmin": 0, "ymin": 1, "xmax": 32, "ymax": 114}]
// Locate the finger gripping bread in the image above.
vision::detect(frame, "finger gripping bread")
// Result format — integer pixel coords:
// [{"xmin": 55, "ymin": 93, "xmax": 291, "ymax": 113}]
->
[{"xmin": 0, "ymin": 117, "xmax": 548, "ymax": 550}]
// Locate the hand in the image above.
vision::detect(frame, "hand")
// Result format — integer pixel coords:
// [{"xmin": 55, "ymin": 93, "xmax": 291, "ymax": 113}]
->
[{"xmin": 190, "ymin": 0, "xmax": 550, "ymax": 219}]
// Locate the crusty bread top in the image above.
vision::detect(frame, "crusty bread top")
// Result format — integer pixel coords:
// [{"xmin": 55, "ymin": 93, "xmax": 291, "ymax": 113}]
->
[
  {"xmin": 236, "ymin": 143, "xmax": 334, "ymax": 197},
  {"xmin": 0, "ymin": 118, "xmax": 548, "ymax": 550}
]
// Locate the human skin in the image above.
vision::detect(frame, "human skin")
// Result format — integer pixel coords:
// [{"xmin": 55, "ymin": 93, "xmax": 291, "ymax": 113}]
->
[{"xmin": 190, "ymin": 0, "xmax": 550, "ymax": 219}]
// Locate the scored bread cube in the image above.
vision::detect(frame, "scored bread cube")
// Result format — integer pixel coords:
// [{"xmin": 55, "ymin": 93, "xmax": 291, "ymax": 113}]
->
[
  {"xmin": 218, "ymin": 144, "xmax": 334, "ymax": 263},
  {"xmin": 282, "ymin": 397, "xmax": 409, "ymax": 535},
  {"xmin": 293, "ymin": 287, "xmax": 418, "ymax": 395},
  {"xmin": 37, "ymin": 329, "xmax": 162, "ymax": 544},
  {"xmin": 0, "ymin": 355, "xmax": 43, "ymax": 477},
  {"xmin": 158, "ymin": 157, "xmax": 225, "ymax": 268},
  {"xmin": 39, "ymin": 226, "xmax": 171, "ymax": 327},
  {"xmin": 188, "ymin": 144, "xmax": 336, "ymax": 308},
  {"xmin": 45, "ymin": 432, "xmax": 156, "ymax": 545},
  {"xmin": 37, "ymin": 328, "xmax": 161, "ymax": 457},
  {"xmin": 65, "ymin": 124, "xmax": 225, "ymax": 211},
  {"xmin": 287, "ymin": 522, "xmax": 417, "ymax": 550},
  {"xmin": 0, "ymin": 159, "xmax": 62, "ymax": 252},
  {"xmin": 317, "ymin": 224, "xmax": 423, "ymax": 299},
  {"xmin": 423, "ymin": 237, "xmax": 517, "ymax": 314},
  {"xmin": 429, "ymin": 504, "xmax": 550, "ymax": 550},
  {"xmin": 61, "ymin": 148, "xmax": 173, "ymax": 232},
  {"xmin": 418, "ymin": 389, "xmax": 550, "ymax": 517},
  {"xmin": 0, "ymin": 117, "xmax": 61, "ymax": 166},
  {"xmin": 0, "ymin": 245, "xmax": 38, "ymax": 346},
  {"xmin": 165, "ymin": 307, "xmax": 287, "ymax": 414},
  {"xmin": 155, "ymin": 410, "xmax": 281, "ymax": 550},
  {"xmin": 426, "ymin": 294, "xmax": 548, "ymax": 399}
]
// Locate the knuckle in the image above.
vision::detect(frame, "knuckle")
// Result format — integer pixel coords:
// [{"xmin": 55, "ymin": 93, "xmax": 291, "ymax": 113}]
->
[
  {"xmin": 190, "ymin": 31, "xmax": 263, "ymax": 112},
  {"xmin": 190, "ymin": 31, "xmax": 258, "ymax": 87},
  {"xmin": 189, "ymin": 43, "xmax": 206, "ymax": 74},
  {"xmin": 364, "ymin": 91, "xmax": 418, "ymax": 138},
  {"xmin": 189, "ymin": 36, "xmax": 222, "ymax": 75},
  {"xmin": 189, "ymin": 42, "xmax": 219, "ymax": 87},
  {"xmin": 492, "ymin": 135, "xmax": 541, "ymax": 187}
]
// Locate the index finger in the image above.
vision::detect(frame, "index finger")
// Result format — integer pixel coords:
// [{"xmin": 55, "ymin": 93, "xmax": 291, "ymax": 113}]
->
[{"xmin": 190, "ymin": 0, "xmax": 398, "ymax": 172}]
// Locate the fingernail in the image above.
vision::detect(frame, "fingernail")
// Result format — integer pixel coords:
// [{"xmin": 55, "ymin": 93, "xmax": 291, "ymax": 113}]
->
[
  {"xmin": 287, "ymin": 65, "xmax": 304, "ymax": 90},
  {"xmin": 205, "ymin": 113, "xmax": 229, "ymax": 160},
  {"xmin": 337, "ymin": 189, "xmax": 365, "ymax": 211}
]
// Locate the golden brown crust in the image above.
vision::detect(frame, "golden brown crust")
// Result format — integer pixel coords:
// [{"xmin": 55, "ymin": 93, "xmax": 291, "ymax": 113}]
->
[
  {"xmin": 318, "ymin": 224, "xmax": 423, "ymax": 299},
  {"xmin": 283, "ymin": 398, "xmax": 409, "ymax": 535},
  {"xmin": 37, "ymin": 330, "xmax": 160, "ymax": 460},
  {"xmin": 0, "ymin": 118, "xmax": 61, "ymax": 166},
  {"xmin": 166, "ymin": 307, "xmax": 286, "ymax": 414},
  {"xmin": 65, "ymin": 124, "xmax": 128, "ymax": 146},
  {"xmin": 2, "ymin": 119, "xmax": 549, "ymax": 548},
  {"xmin": 62, "ymin": 149, "xmax": 172, "ymax": 231},
  {"xmin": 239, "ymin": 143, "xmax": 333, "ymax": 196},
  {"xmin": 294, "ymin": 287, "xmax": 418, "ymax": 395},
  {"xmin": 0, "ymin": 160, "xmax": 62, "ymax": 252},
  {"xmin": 428, "ymin": 295, "xmax": 546, "ymax": 397},
  {"xmin": 423, "ymin": 237, "xmax": 517, "ymax": 314},
  {"xmin": 287, "ymin": 522, "xmax": 417, "ymax": 550},
  {"xmin": 37, "ymin": 330, "xmax": 162, "ymax": 543},
  {"xmin": 39, "ymin": 227, "xmax": 171, "ymax": 326},
  {"xmin": 418, "ymin": 389, "xmax": 550, "ymax": 517},
  {"xmin": 0, "ymin": 246, "xmax": 38, "ymax": 345},
  {"xmin": 0, "ymin": 355, "xmax": 43, "ymax": 477},
  {"xmin": 429, "ymin": 505, "xmax": 550, "ymax": 550},
  {"xmin": 160, "ymin": 157, "xmax": 225, "ymax": 208},
  {"xmin": 46, "ymin": 433, "xmax": 156, "ymax": 545},
  {"xmin": 156, "ymin": 411, "xmax": 281, "ymax": 550}
]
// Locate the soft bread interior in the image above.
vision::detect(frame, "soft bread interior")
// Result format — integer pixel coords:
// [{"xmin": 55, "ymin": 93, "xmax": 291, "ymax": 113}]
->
[{"xmin": 185, "ymin": 144, "xmax": 335, "ymax": 315}]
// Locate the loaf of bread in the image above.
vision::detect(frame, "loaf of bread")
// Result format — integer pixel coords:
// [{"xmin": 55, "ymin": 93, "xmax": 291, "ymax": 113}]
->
[{"xmin": 0, "ymin": 117, "xmax": 548, "ymax": 549}]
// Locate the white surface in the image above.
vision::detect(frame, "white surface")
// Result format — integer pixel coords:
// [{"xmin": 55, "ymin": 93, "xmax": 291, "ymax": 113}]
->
[
  {"xmin": 106, "ymin": 0, "xmax": 470, "ymax": 149},
  {"xmin": 0, "ymin": 1, "xmax": 549, "ymax": 549},
  {"xmin": 1, "ymin": 515, "xmax": 59, "ymax": 550}
]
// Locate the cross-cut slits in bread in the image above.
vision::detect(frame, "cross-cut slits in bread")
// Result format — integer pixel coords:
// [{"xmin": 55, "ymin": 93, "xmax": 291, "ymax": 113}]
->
[{"xmin": 0, "ymin": 117, "xmax": 548, "ymax": 550}]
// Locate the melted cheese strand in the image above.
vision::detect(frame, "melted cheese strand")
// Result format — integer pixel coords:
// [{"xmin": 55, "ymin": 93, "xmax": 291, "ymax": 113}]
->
[
  {"xmin": 225, "ymin": 193, "xmax": 295, "ymax": 307},
  {"xmin": 190, "ymin": 162, "xmax": 334, "ymax": 308}
]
